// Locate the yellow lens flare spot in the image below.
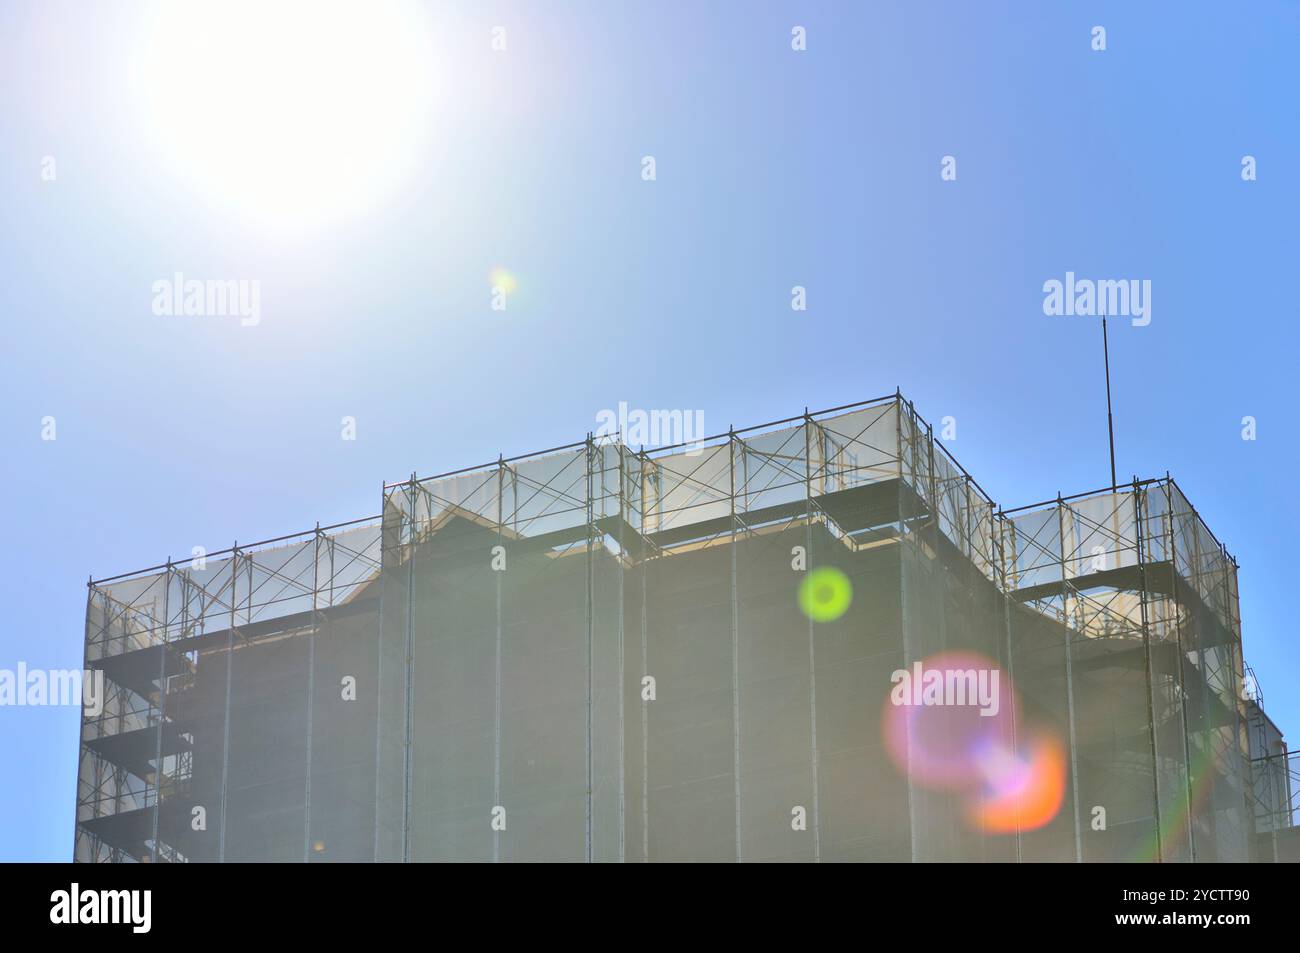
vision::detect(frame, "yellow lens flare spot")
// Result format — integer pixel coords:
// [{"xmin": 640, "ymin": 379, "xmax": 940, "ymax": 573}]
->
[
  {"xmin": 489, "ymin": 267, "xmax": 518, "ymax": 295},
  {"xmin": 798, "ymin": 566, "xmax": 852, "ymax": 622}
]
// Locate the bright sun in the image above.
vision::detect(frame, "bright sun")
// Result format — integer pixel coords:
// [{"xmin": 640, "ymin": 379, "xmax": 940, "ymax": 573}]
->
[{"xmin": 135, "ymin": 1, "xmax": 437, "ymax": 230}]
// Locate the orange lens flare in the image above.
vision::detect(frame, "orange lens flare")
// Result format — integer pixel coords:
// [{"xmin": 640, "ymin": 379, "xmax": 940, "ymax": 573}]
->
[{"xmin": 965, "ymin": 735, "xmax": 1067, "ymax": 833}]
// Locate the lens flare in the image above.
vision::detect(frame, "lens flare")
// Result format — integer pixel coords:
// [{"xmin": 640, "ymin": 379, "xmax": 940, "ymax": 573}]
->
[
  {"xmin": 489, "ymin": 267, "xmax": 518, "ymax": 296},
  {"xmin": 965, "ymin": 734, "xmax": 1067, "ymax": 833},
  {"xmin": 881, "ymin": 649, "xmax": 1067, "ymax": 834},
  {"xmin": 798, "ymin": 567, "xmax": 853, "ymax": 622},
  {"xmin": 882, "ymin": 651, "xmax": 1011, "ymax": 788}
]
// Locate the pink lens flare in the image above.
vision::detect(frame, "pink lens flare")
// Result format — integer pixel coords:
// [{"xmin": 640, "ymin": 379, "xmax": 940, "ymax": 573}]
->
[
  {"xmin": 882, "ymin": 650, "xmax": 1067, "ymax": 832},
  {"xmin": 882, "ymin": 650, "xmax": 1013, "ymax": 789}
]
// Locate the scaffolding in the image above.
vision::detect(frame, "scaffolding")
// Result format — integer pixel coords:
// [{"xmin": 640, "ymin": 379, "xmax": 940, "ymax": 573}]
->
[
  {"xmin": 74, "ymin": 393, "xmax": 1263, "ymax": 862},
  {"xmin": 1252, "ymin": 751, "xmax": 1299, "ymax": 848}
]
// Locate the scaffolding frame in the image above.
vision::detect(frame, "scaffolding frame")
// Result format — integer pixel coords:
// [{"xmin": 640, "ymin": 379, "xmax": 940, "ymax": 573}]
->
[
  {"xmin": 75, "ymin": 393, "xmax": 1261, "ymax": 862},
  {"xmin": 1252, "ymin": 751, "xmax": 1299, "ymax": 834}
]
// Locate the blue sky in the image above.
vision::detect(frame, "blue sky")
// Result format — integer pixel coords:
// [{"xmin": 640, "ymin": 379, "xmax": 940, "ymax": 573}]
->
[{"xmin": 2, "ymin": 1, "xmax": 1297, "ymax": 861}]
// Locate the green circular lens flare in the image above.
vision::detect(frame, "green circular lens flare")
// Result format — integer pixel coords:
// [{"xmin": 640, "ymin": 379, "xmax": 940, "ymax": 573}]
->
[{"xmin": 799, "ymin": 567, "xmax": 853, "ymax": 622}]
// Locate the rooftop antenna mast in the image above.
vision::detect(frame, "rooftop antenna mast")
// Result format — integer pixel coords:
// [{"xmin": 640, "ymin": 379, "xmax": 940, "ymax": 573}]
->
[{"xmin": 1102, "ymin": 316, "xmax": 1117, "ymax": 490}]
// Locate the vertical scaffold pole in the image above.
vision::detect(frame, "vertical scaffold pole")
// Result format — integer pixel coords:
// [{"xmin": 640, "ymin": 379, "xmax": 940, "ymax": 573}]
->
[
  {"xmin": 729, "ymin": 427, "xmax": 742, "ymax": 862},
  {"xmin": 804, "ymin": 411, "xmax": 822, "ymax": 862}
]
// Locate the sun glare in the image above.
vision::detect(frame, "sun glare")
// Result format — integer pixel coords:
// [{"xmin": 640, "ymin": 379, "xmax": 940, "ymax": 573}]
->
[{"xmin": 135, "ymin": 1, "xmax": 437, "ymax": 230}]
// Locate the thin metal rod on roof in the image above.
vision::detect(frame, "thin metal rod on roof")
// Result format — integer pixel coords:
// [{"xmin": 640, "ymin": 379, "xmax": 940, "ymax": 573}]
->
[{"xmin": 1103, "ymin": 316, "xmax": 1117, "ymax": 491}]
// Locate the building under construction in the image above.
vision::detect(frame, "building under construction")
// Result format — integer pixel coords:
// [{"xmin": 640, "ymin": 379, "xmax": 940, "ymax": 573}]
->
[{"xmin": 74, "ymin": 393, "xmax": 1297, "ymax": 862}]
